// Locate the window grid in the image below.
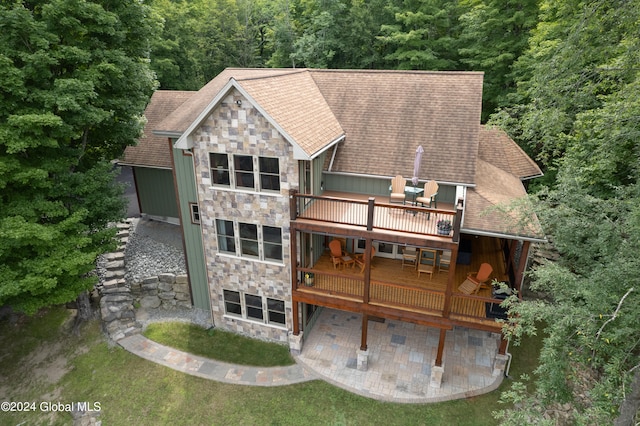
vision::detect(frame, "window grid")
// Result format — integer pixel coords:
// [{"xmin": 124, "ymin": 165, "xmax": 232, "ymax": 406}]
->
[
  {"xmin": 210, "ymin": 153, "xmax": 230, "ymax": 186},
  {"xmin": 222, "ymin": 290, "xmax": 286, "ymax": 327}
]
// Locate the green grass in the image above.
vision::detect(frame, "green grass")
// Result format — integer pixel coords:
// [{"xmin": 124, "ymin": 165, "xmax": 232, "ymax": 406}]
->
[
  {"xmin": 143, "ymin": 322, "xmax": 296, "ymax": 366},
  {"xmin": 1, "ymin": 308, "xmax": 544, "ymax": 425}
]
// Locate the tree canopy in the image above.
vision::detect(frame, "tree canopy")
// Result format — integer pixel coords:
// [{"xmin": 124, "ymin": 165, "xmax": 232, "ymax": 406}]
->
[{"xmin": 0, "ymin": 0, "xmax": 157, "ymax": 314}]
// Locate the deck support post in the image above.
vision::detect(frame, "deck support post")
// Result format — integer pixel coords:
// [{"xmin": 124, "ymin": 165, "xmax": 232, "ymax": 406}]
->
[
  {"xmin": 435, "ymin": 328, "xmax": 447, "ymax": 367},
  {"xmin": 498, "ymin": 333, "xmax": 508, "ymax": 355},
  {"xmin": 360, "ymin": 314, "xmax": 369, "ymax": 351}
]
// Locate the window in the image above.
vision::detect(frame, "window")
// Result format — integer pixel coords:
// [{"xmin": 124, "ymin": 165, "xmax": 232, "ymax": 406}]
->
[
  {"xmin": 222, "ymin": 290, "xmax": 286, "ymax": 327},
  {"xmin": 208, "ymin": 153, "xmax": 280, "ymax": 193},
  {"xmin": 223, "ymin": 290, "xmax": 242, "ymax": 316},
  {"xmin": 210, "ymin": 153, "xmax": 230, "ymax": 186},
  {"xmin": 216, "ymin": 220, "xmax": 235, "ymax": 254},
  {"xmin": 239, "ymin": 223, "xmax": 259, "ymax": 258},
  {"xmin": 189, "ymin": 203, "xmax": 200, "ymax": 224},
  {"xmin": 234, "ymin": 155, "xmax": 254, "ymax": 189},
  {"xmin": 259, "ymin": 157, "xmax": 280, "ymax": 191},
  {"xmin": 216, "ymin": 220, "xmax": 282, "ymax": 263},
  {"xmin": 267, "ymin": 298, "xmax": 286, "ymax": 325},
  {"xmin": 263, "ymin": 226, "xmax": 282, "ymax": 261},
  {"xmin": 245, "ymin": 294, "xmax": 263, "ymax": 321}
]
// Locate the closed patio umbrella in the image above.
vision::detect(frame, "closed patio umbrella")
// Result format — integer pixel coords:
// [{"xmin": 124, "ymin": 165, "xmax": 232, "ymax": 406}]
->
[{"xmin": 412, "ymin": 145, "xmax": 424, "ymax": 187}]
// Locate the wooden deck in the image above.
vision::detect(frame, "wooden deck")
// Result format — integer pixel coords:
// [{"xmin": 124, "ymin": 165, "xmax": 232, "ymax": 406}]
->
[{"xmin": 295, "ymin": 236, "xmax": 511, "ymax": 331}]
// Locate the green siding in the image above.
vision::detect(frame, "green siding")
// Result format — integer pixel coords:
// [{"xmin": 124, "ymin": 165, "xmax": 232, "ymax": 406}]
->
[
  {"xmin": 133, "ymin": 167, "xmax": 178, "ymax": 218},
  {"xmin": 172, "ymin": 147, "xmax": 210, "ymax": 311},
  {"xmin": 323, "ymin": 173, "xmax": 456, "ymax": 204}
]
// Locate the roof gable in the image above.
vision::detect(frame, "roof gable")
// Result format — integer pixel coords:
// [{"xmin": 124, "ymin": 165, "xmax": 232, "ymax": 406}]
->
[{"xmin": 478, "ymin": 126, "xmax": 542, "ymax": 180}]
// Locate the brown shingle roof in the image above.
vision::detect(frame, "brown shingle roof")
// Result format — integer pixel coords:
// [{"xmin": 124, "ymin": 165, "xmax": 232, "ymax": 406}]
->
[
  {"xmin": 121, "ymin": 90, "xmax": 194, "ymax": 168},
  {"xmin": 478, "ymin": 126, "xmax": 542, "ymax": 180},
  {"xmin": 156, "ymin": 68, "xmax": 305, "ymax": 135},
  {"xmin": 239, "ymin": 71, "xmax": 344, "ymax": 157},
  {"xmin": 310, "ymin": 70, "xmax": 484, "ymax": 185},
  {"xmin": 464, "ymin": 159, "xmax": 544, "ymax": 240}
]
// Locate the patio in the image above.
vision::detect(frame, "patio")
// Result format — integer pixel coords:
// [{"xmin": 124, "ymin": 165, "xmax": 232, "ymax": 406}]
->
[{"xmin": 296, "ymin": 308, "xmax": 504, "ymax": 403}]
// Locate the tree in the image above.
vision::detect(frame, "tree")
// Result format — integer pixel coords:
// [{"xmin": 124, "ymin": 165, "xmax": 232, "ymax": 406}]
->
[
  {"xmin": 0, "ymin": 0, "xmax": 157, "ymax": 316},
  {"xmin": 492, "ymin": 1, "xmax": 640, "ymax": 422},
  {"xmin": 378, "ymin": 0, "xmax": 464, "ymax": 70},
  {"xmin": 457, "ymin": 0, "xmax": 539, "ymax": 120}
]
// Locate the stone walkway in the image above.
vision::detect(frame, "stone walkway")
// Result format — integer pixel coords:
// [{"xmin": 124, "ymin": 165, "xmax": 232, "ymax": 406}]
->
[
  {"xmin": 119, "ymin": 334, "xmax": 316, "ymax": 386},
  {"xmin": 119, "ymin": 309, "xmax": 504, "ymax": 403}
]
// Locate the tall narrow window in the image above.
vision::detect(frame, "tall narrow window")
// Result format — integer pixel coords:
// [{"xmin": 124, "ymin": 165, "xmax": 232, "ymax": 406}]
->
[
  {"xmin": 210, "ymin": 153, "xmax": 230, "ymax": 186},
  {"xmin": 267, "ymin": 298, "xmax": 286, "ymax": 325},
  {"xmin": 245, "ymin": 294, "xmax": 263, "ymax": 321},
  {"xmin": 216, "ymin": 220, "xmax": 235, "ymax": 254},
  {"xmin": 223, "ymin": 290, "xmax": 241, "ymax": 316},
  {"xmin": 234, "ymin": 155, "xmax": 254, "ymax": 189},
  {"xmin": 189, "ymin": 203, "xmax": 200, "ymax": 224},
  {"xmin": 263, "ymin": 226, "xmax": 282, "ymax": 261},
  {"xmin": 259, "ymin": 157, "xmax": 280, "ymax": 191},
  {"xmin": 239, "ymin": 223, "xmax": 259, "ymax": 257}
]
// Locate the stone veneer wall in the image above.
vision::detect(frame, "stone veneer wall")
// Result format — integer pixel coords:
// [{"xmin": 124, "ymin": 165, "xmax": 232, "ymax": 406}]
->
[{"xmin": 193, "ymin": 89, "xmax": 295, "ymax": 343}]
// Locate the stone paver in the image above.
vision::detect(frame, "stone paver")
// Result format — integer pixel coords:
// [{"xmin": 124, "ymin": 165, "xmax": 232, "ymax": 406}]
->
[{"xmin": 118, "ymin": 308, "xmax": 504, "ymax": 403}]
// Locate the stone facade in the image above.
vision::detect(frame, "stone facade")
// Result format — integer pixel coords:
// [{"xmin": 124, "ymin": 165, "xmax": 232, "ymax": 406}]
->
[{"xmin": 193, "ymin": 89, "xmax": 296, "ymax": 343}]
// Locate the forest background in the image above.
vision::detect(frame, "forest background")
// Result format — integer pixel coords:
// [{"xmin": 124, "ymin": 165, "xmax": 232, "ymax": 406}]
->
[{"xmin": 1, "ymin": 0, "xmax": 638, "ymax": 424}]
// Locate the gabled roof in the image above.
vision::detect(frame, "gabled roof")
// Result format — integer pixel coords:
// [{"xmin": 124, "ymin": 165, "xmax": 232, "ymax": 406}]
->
[
  {"xmin": 121, "ymin": 90, "xmax": 194, "ymax": 168},
  {"xmin": 478, "ymin": 126, "xmax": 542, "ymax": 180},
  {"xmin": 464, "ymin": 159, "xmax": 545, "ymax": 241},
  {"xmin": 158, "ymin": 68, "xmax": 484, "ymax": 182},
  {"xmin": 312, "ymin": 70, "xmax": 484, "ymax": 185}
]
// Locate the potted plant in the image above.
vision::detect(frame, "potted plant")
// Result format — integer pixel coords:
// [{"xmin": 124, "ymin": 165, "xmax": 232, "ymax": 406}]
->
[
  {"xmin": 304, "ymin": 272, "xmax": 315, "ymax": 286},
  {"xmin": 437, "ymin": 220, "xmax": 452, "ymax": 235}
]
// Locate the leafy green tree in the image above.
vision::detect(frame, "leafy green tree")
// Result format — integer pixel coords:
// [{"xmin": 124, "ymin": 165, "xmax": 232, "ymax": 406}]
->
[
  {"xmin": 378, "ymin": 0, "xmax": 464, "ymax": 70},
  {"xmin": 492, "ymin": 1, "xmax": 640, "ymax": 423},
  {"xmin": 0, "ymin": 0, "xmax": 157, "ymax": 316},
  {"xmin": 458, "ymin": 0, "xmax": 539, "ymax": 120}
]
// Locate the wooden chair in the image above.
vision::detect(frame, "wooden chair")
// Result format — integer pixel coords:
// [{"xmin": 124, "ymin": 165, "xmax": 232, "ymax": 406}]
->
[
  {"xmin": 417, "ymin": 248, "xmax": 437, "ymax": 279},
  {"xmin": 415, "ymin": 180, "xmax": 438, "ymax": 218},
  {"xmin": 458, "ymin": 263, "xmax": 493, "ymax": 294},
  {"xmin": 329, "ymin": 239, "xmax": 354, "ymax": 269},
  {"xmin": 354, "ymin": 246, "xmax": 376, "ymax": 273},
  {"xmin": 401, "ymin": 247, "xmax": 417, "ymax": 270},
  {"xmin": 438, "ymin": 250, "xmax": 451, "ymax": 273},
  {"xmin": 389, "ymin": 175, "xmax": 406, "ymax": 205}
]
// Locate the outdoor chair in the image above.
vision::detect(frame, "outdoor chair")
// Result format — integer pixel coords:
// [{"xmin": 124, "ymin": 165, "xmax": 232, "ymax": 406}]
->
[
  {"xmin": 329, "ymin": 239, "xmax": 354, "ymax": 270},
  {"xmin": 438, "ymin": 250, "xmax": 451, "ymax": 273},
  {"xmin": 416, "ymin": 180, "xmax": 438, "ymax": 218},
  {"xmin": 457, "ymin": 263, "xmax": 493, "ymax": 294},
  {"xmin": 417, "ymin": 248, "xmax": 437, "ymax": 279},
  {"xmin": 354, "ymin": 246, "xmax": 376, "ymax": 273},
  {"xmin": 389, "ymin": 175, "xmax": 406, "ymax": 205},
  {"xmin": 401, "ymin": 247, "xmax": 417, "ymax": 270}
]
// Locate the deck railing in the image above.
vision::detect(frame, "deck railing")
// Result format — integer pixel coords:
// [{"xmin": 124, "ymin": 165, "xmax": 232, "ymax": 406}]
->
[
  {"xmin": 290, "ymin": 192, "xmax": 461, "ymax": 240},
  {"xmin": 296, "ymin": 269, "xmax": 505, "ymax": 326}
]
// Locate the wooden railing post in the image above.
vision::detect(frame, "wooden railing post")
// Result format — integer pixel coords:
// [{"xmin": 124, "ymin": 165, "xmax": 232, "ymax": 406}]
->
[
  {"xmin": 452, "ymin": 198, "xmax": 463, "ymax": 243},
  {"xmin": 363, "ymin": 238, "xmax": 372, "ymax": 304},
  {"xmin": 366, "ymin": 197, "xmax": 375, "ymax": 231},
  {"xmin": 289, "ymin": 189, "xmax": 298, "ymax": 221}
]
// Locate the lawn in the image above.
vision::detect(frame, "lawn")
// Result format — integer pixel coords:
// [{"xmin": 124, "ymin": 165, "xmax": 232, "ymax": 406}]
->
[{"xmin": 0, "ymin": 306, "xmax": 542, "ymax": 425}]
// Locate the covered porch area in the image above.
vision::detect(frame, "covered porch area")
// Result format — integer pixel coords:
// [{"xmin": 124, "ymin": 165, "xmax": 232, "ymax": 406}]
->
[{"xmin": 295, "ymin": 308, "xmax": 504, "ymax": 402}]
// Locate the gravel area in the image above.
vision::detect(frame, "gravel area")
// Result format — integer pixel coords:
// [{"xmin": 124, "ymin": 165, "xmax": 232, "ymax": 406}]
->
[{"xmin": 124, "ymin": 218, "xmax": 187, "ymax": 283}]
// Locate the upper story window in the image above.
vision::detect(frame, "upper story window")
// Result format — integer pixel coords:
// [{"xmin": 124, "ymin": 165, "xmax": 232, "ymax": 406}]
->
[
  {"xmin": 211, "ymin": 153, "xmax": 230, "ymax": 186},
  {"xmin": 209, "ymin": 153, "xmax": 280, "ymax": 193},
  {"xmin": 215, "ymin": 219, "xmax": 283, "ymax": 263},
  {"xmin": 259, "ymin": 157, "xmax": 280, "ymax": 191}
]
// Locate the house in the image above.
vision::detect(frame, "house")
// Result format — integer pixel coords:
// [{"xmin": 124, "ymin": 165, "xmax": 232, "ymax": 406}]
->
[{"xmin": 132, "ymin": 68, "xmax": 544, "ymax": 385}]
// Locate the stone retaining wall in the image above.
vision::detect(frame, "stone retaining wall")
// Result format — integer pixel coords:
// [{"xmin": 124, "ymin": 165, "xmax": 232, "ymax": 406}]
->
[
  {"xmin": 130, "ymin": 273, "xmax": 191, "ymax": 309},
  {"xmin": 97, "ymin": 220, "xmax": 193, "ymax": 342}
]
